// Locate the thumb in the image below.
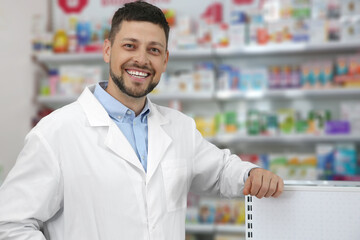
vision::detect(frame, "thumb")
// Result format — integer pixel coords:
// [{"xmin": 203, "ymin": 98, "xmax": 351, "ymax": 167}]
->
[{"xmin": 243, "ymin": 177, "xmax": 252, "ymax": 195}]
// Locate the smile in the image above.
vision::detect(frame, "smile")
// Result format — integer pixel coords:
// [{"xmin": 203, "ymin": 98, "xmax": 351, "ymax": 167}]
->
[{"xmin": 126, "ymin": 69, "xmax": 150, "ymax": 78}]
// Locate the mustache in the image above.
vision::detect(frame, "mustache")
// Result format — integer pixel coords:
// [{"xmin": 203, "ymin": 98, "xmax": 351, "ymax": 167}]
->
[{"xmin": 123, "ymin": 63, "xmax": 154, "ymax": 74}]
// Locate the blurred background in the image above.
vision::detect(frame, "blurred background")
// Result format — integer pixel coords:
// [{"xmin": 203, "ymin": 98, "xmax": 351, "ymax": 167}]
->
[{"xmin": 1, "ymin": 0, "xmax": 360, "ymax": 239}]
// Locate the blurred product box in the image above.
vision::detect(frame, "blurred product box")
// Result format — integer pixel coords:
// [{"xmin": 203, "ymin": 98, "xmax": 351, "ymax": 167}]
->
[{"xmin": 341, "ymin": 101, "xmax": 360, "ymax": 134}]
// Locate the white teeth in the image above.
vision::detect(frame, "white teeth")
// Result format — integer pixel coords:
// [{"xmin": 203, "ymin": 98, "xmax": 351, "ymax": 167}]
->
[{"xmin": 127, "ymin": 70, "xmax": 149, "ymax": 78}]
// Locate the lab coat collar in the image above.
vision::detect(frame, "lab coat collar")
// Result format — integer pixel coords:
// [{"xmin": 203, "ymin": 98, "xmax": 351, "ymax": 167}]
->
[
  {"xmin": 77, "ymin": 85, "xmax": 111, "ymax": 127},
  {"xmin": 77, "ymin": 85, "xmax": 172, "ymax": 181}
]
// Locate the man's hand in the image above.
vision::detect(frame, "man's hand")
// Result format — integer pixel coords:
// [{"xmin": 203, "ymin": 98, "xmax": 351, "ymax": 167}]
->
[{"xmin": 243, "ymin": 168, "xmax": 284, "ymax": 198}]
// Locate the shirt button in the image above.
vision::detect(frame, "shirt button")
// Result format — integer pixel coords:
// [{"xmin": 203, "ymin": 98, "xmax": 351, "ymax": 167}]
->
[
  {"xmin": 126, "ymin": 110, "xmax": 131, "ymax": 115},
  {"xmin": 117, "ymin": 116, "xmax": 122, "ymax": 119}
]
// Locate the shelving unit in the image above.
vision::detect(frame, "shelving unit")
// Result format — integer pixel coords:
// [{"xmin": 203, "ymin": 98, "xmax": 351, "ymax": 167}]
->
[
  {"xmin": 37, "ymin": 85, "xmax": 360, "ymax": 105},
  {"xmin": 34, "ymin": 41, "xmax": 360, "ymax": 63},
  {"xmin": 216, "ymin": 88, "xmax": 360, "ymax": 100},
  {"xmin": 212, "ymin": 134, "xmax": 360, "ymax": 145},
  {"xmin": 185, "ymin": 224, "xmax": 246, "ymax": 234}
]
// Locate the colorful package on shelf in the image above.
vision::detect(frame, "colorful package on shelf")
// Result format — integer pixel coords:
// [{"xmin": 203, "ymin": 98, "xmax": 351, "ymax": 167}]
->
[
  {"xmin": 224, "ymin": 111, "xmax": 237, "ymax": 133},
  {"xmin": 277, "ymin": 109, "xmax": 295, "ymax": 134},
  {"xmin": 300, "ymin": 63, "xmax": 312, "ymax": 88},
  {"xmin": 247, "ymin": 109, "xmax": 261, "ymax": 135},
  {"xmin": 186, "ymin": 207, "xmax": 199, "ymax": 224},
  {"xmin": 325, "ymin": 121, "xmax": 350, "ymax": 135},
  {"xmin": 218, "ymin": 64, "xmax": 233, "ymax": 91},
  {"xmin": 197, "ymin": 18, "xmax": 212, "ymax": 48},
  {"xmin": 232, "ymin": 199, "xmax": 246, "ymax": 225},
  {"xmin": 292, "ymin": 19, "xmax": 309, "ymax": 42},
  {"xmin": 341, "ymin": 101, "xmax": 360, "ymax": 134},
  {"xmin": 334, "ymin": 144, "xmax": 357, "ymax": 176},
  {"xmin": 268, "ymin": 66, "xmax": 281, "ymax": 89},
  {"xmin": 312, "ymin": 0, "xmax": 328, "ymax": 19},
  {"xmin": 215, "ymin": 235, "xmax": 245, "ymax": 240},
  {"xmin": 229, "ymin": 11, "xmax": 246, "ymax": 47},
  {"xmin": 267, "ymin": 20, "xmax": 293, "ymax": 44},
  {"xmin": 268, "ymin": 154, "xmax": 289, "ymax": 179},
  {"xmin": 319, "ymin": 61, "xmax": 334, "ymax": 87},
  {"xmin": 213, "ymin": 23, "xmax": 230, "ymax": 48},
  {"xmin": 240, "ymin": 69, "xmax": 252, "ymax": 91},
  {"xmin": 251, "ymin": 68, "xmax": 268, "ymax": 90},
  {"xmin": 240, "ymin": 68, "xmax": 268, "ymax": 92},
  {"xmin": 291, "ymin": 0, "xmax": 311, "ymax": 19},
  {"xmin": 266, "ymin": 113, "xmax": 278, "ymax": 136},
  {"xmin": 341, "ymin": 0, "xmax": 360, "ymax": 16},
  {"xmin": 215, "ymin": 199, "xmax": 233, "ymax": 224},
  {"xmin": 194, "ymin": 62, "xmax": 216, "ymax": 93},
  {"xmin": 58, "ymin": 65, "xmax": 102, "ymax": 95},
  {"xmin": 326, "ymin": 0, "xmax": 341, "ymax": 19},
  {"xmin": 327, "ymin": 19, "xmax": 341, "ymax": 41},
  {"xmin": 162, "ymin": 9, "xmax": 176, "ymax": 27},
  {"xmin": 340, "ymin": 17, "xmax": 358, "ymax": 42},
  {"xmin": 316, "ymin": 144, "xmax": 336, "ymax": 180},
  {"xmin": 309, "ymin": 19, "xmax": 327, "ymax": 43},
  {"xmin": 335, "ymin": 55, "xmax": 360, "ymax": 88},
  {"xmin": 307, "ymin": 110, "xmax": 332, "ymax": 135},
  {"xmin": 194, "ymin": 116, "xmax": 215, "ymax": 138},
  {"xmin": 287, "ymin": 154, "xmax": 302, "ymax": 180},
  {"xmin": 298, "ymin": 154, "xmax": 318, "ymax": 180},
  {"xmin": 215, "ymin": 199, "xmax": 245, "ymax": 225},
  {"xmin": 198, "ymin": 198, "xmax": 216, "ymax": 224}
]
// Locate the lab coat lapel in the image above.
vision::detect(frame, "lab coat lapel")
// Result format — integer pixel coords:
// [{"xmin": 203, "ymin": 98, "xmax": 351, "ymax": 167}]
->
[
  {"xmin": 104, "ymin": 122, "xmax": 144, "ymax": 171},
  {"xmin": 78, "ymin": 86, "xmax": 144, "ymax": 172},
  {"xmin": 147, "ymin": 101, "xmax": 172, "ymax": 182}
]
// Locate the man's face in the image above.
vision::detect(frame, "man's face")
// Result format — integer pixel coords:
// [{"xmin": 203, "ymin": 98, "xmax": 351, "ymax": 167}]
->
[{"xmin": 104, "ymin": 21, "xmax": 169, "ymax": 98}]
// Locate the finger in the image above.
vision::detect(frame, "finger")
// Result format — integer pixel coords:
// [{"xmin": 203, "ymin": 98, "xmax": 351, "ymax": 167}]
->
[
  {"xmin": 243, "ymin": 177, "xmax": 252, "ymax": 195},
  {"xmin": 250, "ymin": 174, "xmax": 263, "ymax": 196},
  {"xmin": 256, "ymin": 175, "xmax": 270, "ymax": 199},
  {"xmin": 264, "ymin": 177, "xmax": 277, "ymax": 198},
  {"xmin": 273, "ymin": 177, "xmax": 284, "ymax": 198}
]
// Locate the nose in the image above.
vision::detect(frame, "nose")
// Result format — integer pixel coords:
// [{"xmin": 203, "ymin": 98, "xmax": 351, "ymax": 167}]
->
[{"xmin": 133, "ymin": 48, "xmax": 150, "ymax": 66}]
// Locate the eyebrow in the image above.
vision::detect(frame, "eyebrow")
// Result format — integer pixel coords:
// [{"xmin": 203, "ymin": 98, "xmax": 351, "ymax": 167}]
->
[{"xmin": 121, "ymin": 38, "xmax": 165, "ymax": 49}]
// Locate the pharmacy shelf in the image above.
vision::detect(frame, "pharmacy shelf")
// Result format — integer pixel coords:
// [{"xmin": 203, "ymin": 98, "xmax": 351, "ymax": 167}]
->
[
  {"xmin": 35, "ymin": 52, "xmax": 104, "ymax": 62},
  {"xmin": 37, "ymin": 95, "xmax": 79, "ymax": 104},
  {"xmin": 213, "ymin": 134, "xmax": 360, "ymax": 145},
  {"xmin": 37, "ymin": 92, "xmax": 214, "ymax": 106},
  {"xmin": 34, "ymin": 41, "xmax": 360, "ymax": 63},
  {"xmin": 217, "ymin": 41, "xmax": 360, "ymax": 56},
  {"xmin": 185, "ymin": 224, "xmax": 246, "ymax": 234},
  {"xmin": 149, "ymin": 92, "xmax": 214, "ymax": 101},
  {"xmin": 216, "ymin": 88, "xmax": 360, "ymax": 100},
  {"xmin": 186, "ymin": 224, "xmax": 215, "ymax": 234},
  {"xmin": 34, "ymin": 48, "xmax": 214, "ymax": 63},
  {"xmin": 38, "ymin": 87, "xmax": 360, "ymax": 106}
]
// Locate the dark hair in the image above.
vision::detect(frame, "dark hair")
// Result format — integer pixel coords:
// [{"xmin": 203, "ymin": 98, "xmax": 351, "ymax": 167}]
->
[{"xmin": 108, "ymin": 1, "xmax": 170, "ymax": 49}]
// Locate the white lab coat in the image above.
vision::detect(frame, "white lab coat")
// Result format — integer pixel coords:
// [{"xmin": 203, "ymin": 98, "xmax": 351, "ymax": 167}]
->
[{"xmin": 0, "ymin": 85, "xmax": 257, "ymax": 240}]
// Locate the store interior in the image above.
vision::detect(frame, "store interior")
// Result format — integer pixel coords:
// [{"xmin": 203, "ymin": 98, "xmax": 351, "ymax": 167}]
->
[{"xmin": 1, "ymin": 0, "xmax": 360, "ymax": 239}]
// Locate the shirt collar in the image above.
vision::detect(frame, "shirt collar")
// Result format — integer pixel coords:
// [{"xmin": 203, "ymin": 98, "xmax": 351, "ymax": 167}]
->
[{"xmin": 93, "ymin": 82, "xmax": 150, "ymax": 123}]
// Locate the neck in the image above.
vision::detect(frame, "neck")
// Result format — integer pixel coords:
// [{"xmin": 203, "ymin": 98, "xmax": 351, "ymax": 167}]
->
[{"xmin": 106, "ymin": 80, "xmax": 146, "ymax": 116}]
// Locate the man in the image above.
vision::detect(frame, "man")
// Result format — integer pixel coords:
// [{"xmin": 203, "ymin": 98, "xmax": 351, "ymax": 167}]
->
[{"xmin": 0, "ymin": 1, "xmax": 283, "ymax": 239}]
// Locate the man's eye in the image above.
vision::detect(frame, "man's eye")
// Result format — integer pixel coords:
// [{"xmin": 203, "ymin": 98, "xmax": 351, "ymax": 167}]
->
[
  {"xmin": 150, "ymin": 48, "xmax": 160, "ymax": 53},
  {"xmin": 124, "ymin": 44, "xmax": 134, "ymax": 49}
]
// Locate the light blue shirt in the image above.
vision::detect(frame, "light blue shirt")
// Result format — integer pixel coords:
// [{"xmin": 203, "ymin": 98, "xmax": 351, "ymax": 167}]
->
[{"xmin": 93, "ymin": 82, "xmax": 149, "ymax": 172}]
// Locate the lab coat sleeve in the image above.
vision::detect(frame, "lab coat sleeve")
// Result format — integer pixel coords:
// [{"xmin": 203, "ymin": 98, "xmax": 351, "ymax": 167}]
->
[
  {"xmin": 189, "ymin": 120, "xmax": 258, "ymax": 198},
  {"xmin": 0, "ymin": 130, "xmax": 63, "ymax": 239}
]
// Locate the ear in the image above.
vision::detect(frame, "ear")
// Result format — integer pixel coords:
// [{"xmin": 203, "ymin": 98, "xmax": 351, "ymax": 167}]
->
[
  {"xmin": 162, "ymin": 50, "xmax": 169, "ymax": 73},
  {"xmin": 103, "ymin": 39, "xmax": 111, "ymax": 63}
]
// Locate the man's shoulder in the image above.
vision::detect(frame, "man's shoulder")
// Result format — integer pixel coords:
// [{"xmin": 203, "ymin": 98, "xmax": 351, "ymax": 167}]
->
[{"xmin": 34, "ymin": 101, "xmax": 85, "ymax": 133}]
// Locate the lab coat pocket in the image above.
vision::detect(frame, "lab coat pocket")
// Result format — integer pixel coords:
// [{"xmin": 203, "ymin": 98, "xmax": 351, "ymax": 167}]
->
[{"xmin": 162, "ymin": 163, "xmax": 187, "ymax": 212}]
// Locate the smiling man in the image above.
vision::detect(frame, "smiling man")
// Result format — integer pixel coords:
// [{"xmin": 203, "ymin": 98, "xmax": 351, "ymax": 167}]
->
[{"xmin": 0, "ymin": 1, "xmax": 283, "ymax": 240}]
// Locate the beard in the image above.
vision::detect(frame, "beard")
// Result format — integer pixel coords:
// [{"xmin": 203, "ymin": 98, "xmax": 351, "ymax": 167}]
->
[{"xmin": 109, "ymin": 63, "xmax": 158, "ymax": 98}]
